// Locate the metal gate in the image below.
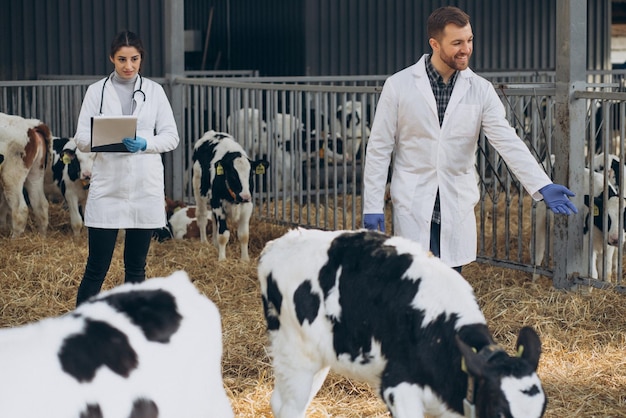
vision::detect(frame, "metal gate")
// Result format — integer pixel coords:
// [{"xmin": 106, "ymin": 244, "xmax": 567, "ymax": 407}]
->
[{"xmin": 2, "ymin": 72, "xmax": 626, "ymax": 291}]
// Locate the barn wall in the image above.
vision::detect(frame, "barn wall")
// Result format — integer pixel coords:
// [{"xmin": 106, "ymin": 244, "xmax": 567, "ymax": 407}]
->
[
  {"xmin": 303, "ymin": 0, "xmax": 611, "ymax": 75},
  {"xmin": 0, "ymin": 0, "xmax": 166, "ymax": 80},
  {"xmin": 0, "ymin": 0, "xmax": 612, "ymax": 80},
  {"xmin": 184, "ymin": 0, "xmax": 306, "ymax": 76}
]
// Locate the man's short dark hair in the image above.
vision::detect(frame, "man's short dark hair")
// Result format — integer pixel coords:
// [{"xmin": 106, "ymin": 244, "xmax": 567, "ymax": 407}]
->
[{"xmin": 427, "ymin": 6, "xmax": 470, "ymax": 41}]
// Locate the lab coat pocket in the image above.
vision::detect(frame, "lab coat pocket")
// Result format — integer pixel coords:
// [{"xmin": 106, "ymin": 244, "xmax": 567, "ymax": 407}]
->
[
  {"xmin": 449, "ymin": 104, "xmax": 480, "ymax": 137},
  {"xmin": 390, "ymin": 170, "xmax": 421, "ymax": 214},
  {"xmin": 454, "ymin": 171, "xmax": 480, "ymax": 219}
]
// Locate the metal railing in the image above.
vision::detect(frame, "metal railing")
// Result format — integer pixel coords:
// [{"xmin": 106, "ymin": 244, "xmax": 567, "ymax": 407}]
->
[{"xmin": 2, "ymin": 71, "xmax": 626, "ymax": 291}]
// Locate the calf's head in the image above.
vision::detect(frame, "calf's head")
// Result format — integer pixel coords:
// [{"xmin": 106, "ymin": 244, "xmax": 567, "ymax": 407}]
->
[
  {"xmin": 214, "ymin": 152, "xmax": 269, "ymax": 203},
  {"xmin": 456, "ymin": 326, "xmax": 547, "ymax": 418},
  {"xmin": 61, "ymin": 148, "xmax": 94, "ymax": 188},
  {"xmin": 164, "ymin": 197, "xmax": 186, "ymax": 220},
  {"xmin": 584, "ymin": 191, "xmax": 626, "ymax": 246}
]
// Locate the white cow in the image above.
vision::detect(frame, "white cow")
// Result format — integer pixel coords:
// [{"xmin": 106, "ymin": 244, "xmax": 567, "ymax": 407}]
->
[
  {"xmin": 269, "ymin": 113, "xmax": 303, "ymax": 193},
  {"xmin": 226, "ymin": 108, "xmax": 268, "ymax": 159},
  {"xmin": 0, "ymin": 270, "xmax": 234, "ymax": 418},
  {"xmin": 259, "ymin": 228, "xmax": 547, "ymax": 418}
]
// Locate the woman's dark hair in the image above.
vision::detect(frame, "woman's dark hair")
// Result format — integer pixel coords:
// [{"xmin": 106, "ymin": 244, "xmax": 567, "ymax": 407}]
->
[
  {"xmin": 109, "ymin": 30, "xmax": 145, "ymax": 59},
  {"xmin": 427, "ymin": 6, "xmax": 470, "ymax": 41}
]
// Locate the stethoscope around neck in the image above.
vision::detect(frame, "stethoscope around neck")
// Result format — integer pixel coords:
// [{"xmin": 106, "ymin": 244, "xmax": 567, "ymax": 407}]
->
[{"xmin": 99, "ymin": 73, "xmax": 146, "ymax": 115}]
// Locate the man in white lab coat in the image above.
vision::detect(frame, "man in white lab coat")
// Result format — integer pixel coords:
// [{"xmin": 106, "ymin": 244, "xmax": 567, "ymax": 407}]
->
[{"xmin": 362, "ymin": 6, "xmax": 576, "ymax": 272}]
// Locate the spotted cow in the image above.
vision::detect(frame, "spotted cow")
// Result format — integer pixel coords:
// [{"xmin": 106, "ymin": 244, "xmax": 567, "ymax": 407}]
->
[
  {"xmin": 0, "ymin": 270, "xmax": 234, "ymax": 418},
  {"xmin": 192, "ymin": 130, "xmax": 269, "ymax": 261},
  {"xmin": 50, "ymin": 137, "xmax": 95, "ymax": 236},
  {"xmin": 533, "ymin": 161, "xmax": 626, "ymax": 282},
  {"xmin": 168, "ymin": 204, "xmax": 211, "ymax": 240},
  {"xmin": 258, "ymin": 228, "xmax": 547, "ymax": 418},
  {"xmin": 334, "ymin": 100, "xmax": 370, "ymax": 161},
  {"xmin": 0, "ymin": 112, "xmax": 52, "ymax": 237}
]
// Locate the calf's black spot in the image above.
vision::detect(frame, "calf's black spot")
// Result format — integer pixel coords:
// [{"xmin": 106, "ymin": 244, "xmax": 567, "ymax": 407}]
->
[
  {"xmin": 293, "ymin": 280, "xmax": 320, "ymax": 325},
  {"xmin": 318, "ymin": 231, "xmax": 418, "ymax": 364},
  {"xmin": 523, "ymin": 384, "xmax": 541, "ymax": 396},
  {"xmin": 80, "ymin": 404, "xmax": 103, "ymax": 418},
  {"xmin": 263, "ymin": 273, "xmax": 283, "ymax": 331},
  {"xmin": 98, "ymin": 289, "xmax": 182, "ymax": 343},
  {"xmin": 59, "ymin": 319, "xmax": 138, "ymax": 382},
  {"xmin": 129, "ymin": 398, "xmax": 159, "ymax": 418}
]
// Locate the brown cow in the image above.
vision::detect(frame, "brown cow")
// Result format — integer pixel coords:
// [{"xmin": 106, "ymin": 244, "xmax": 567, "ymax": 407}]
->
[{"xmin": 0, "ymin": 113, "xmax": 52, "ymax": 237}]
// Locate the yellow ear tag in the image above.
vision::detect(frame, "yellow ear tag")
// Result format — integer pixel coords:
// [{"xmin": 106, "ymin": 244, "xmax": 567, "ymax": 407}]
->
[
  {"xmin": 517, "ymin": 345, "xmax": 524, "ymax": 357},
  {"xmin": 593, "ymin": 205, "xmax": 599, "ymax": 217},
  {"xmin": 62, "ymin": 155, "xmax": 72, "ymax": 165},
  {"xmin": 216, "ymin": 163, "xmax": 224, "ymax": 175},
  {"xmin": 460, "ymin": 347, "xmax": 478, "ymax": 373},
  {"xmin": 255, "ymin": 164, "xmax": 266, "ymax": 175}
]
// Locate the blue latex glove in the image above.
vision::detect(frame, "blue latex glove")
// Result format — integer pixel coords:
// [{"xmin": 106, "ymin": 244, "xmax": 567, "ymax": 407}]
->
[
  {"xmin": 122, "ymin": 136, "xmax": 147, "ymax": 153},
  {"xmin": 539, "ymin": 183, "xmax": 578, "ymax": 215},
  {"xmin": 363, "ymin": 213, "xmax": 385, "ymax": 232}
]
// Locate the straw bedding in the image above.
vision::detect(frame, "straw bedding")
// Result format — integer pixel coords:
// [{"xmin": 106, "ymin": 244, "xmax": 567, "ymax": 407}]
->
[{"xmin": 1, "ymin": 202, "xmax": 625, "ymax": 417}]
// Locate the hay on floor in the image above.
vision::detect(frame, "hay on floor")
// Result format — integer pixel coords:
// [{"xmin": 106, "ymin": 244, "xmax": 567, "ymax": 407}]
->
[{"xmin": 0, "ymin": 202, "xmax": 625, "ymax": 417}]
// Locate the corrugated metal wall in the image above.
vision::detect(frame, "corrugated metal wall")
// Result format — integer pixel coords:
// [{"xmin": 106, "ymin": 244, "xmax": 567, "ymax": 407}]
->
[
  {"xmin": 1, "ymin": 0, "xmax": 166, "ymax": 79},
  {"xmin": 0, "ymin": 0, "xmax": 611, "ymax": 80},
  {"xmin": 184, "ymin": 0, "xmax": 305, "ymax": 75},
  {"xmin": 303, "ymin": 0, "xmax": 610, "ymax": 75},
  {"xmin": 184, "ymin": 0, "xmax": 611, "ymax": 76}
]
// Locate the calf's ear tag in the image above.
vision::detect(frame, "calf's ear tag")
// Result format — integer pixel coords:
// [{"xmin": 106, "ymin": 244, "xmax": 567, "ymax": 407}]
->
[
  {"xmin": 62, "ymin": 154, "xmax": 71, "ymax": 165},
  {"xmin": 593, "ymin": 205, "xmax": 599, "ymax": 217},
  {"xmin": 216, "ymin": 162, "xmax": 224, "ymax": 175},
  {"xmin": 255, "ymin": 164, "xmax": 266, "ymax": 175}
]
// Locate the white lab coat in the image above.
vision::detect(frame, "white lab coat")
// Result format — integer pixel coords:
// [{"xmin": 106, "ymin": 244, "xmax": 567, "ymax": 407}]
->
[
  {"xmin": 74, "ymin": 73, "xmax": 179, "ymax": 229},
  {"xmin": 363, "ymin": 55, "xmax": 551, "ymax": 267}
]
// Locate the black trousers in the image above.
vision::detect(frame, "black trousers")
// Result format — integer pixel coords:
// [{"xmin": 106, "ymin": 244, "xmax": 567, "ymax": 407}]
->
[
  {"xmin": 76, "ymin": 227, "xmax": 153, "ymax": 306},
  {"xmin": 429, "ymin": 221, "xmax": 463, "ymax": 274}
]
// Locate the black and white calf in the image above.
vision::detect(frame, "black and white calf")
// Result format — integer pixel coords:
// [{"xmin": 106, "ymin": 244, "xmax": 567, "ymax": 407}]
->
[
  {"xmin": 533, "ymin": 165, "xmax": 626, "ymax": 282},
  {"xmin": 592, "ymin": 152, "xmax": 626, "ymax": 197},
  {"xmin": 259, "ymin": 228, "xmax": 547, "ymax": 418},
  {"xmin": 192, "ymin": 130, "xmax": 269, "ymax": 261},
  {"xmin": 0, "ymin": 270, "xmax": 233, "ymax": 418},
  {"xmin": 50, "ymin": 137, "xmax": 95, "ymax": 236},
  {"xmin": 334, "ymin": 100, "xmax": 370, "ymax": 161}
]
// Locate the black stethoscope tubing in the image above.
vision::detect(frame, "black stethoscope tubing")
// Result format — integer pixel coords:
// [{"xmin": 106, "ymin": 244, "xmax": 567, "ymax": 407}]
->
[{"xmin": 99, "ymin": 73, "xmax": 146, "ymax": 115}]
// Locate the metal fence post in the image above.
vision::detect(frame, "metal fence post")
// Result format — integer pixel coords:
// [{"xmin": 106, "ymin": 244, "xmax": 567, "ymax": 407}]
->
[
  {"xmin": 553, "ymin": 0, "xmax": 587, "ymax": 289},
  {"xmin": 164, "ymin": 0, "xmax": 186, "ymax": 201}
]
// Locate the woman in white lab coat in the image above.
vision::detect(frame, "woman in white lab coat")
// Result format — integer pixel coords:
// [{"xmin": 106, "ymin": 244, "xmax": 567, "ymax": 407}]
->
[
  {"xmin": 363, "ymin": 6, "xmax": 576, "ymax": 270},
  {"xmin": 73, "ymin": 30, "xmax": 179, "ymax": 305}
]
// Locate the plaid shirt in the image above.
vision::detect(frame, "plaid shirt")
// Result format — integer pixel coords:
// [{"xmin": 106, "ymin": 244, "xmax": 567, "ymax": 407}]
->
[{"xmin": 425, "ymin": 55, "xmax": 459, "ymax": 224}]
